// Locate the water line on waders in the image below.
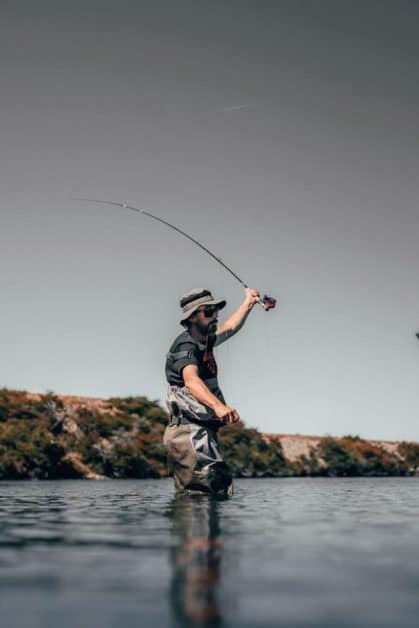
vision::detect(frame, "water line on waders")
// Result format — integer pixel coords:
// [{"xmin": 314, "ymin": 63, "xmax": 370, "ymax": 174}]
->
[{"xmin": 73, "ymin": 198, "xmax": 277, "ymax": 311}]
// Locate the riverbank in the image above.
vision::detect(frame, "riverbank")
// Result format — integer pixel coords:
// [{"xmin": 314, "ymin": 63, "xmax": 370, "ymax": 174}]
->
[{"xmin": 1, "ymin": 388, "xmax": 418, "ymax": 479}]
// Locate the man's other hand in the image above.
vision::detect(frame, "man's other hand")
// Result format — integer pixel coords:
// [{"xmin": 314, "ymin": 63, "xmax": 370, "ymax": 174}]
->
[{"xmin": 214, "ymin": 403, "xmax": 240, "ymax": 425}]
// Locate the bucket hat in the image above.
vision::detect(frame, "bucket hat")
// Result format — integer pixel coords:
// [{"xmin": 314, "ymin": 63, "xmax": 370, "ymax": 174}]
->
[{"xmin": 180, "ymin": 288, "xmax": 226, "ymax": 323}]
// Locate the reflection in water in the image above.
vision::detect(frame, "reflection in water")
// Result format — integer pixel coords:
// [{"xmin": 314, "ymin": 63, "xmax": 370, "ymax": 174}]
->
[{"xmin": 168, "ymin": 495, "xmax": 225, "ymax": 627}]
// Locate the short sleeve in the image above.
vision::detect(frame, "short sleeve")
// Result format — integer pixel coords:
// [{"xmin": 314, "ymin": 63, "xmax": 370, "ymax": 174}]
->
[{"xmin": 172, "ymin": 342, "xmax": 199, "ymax": 377}]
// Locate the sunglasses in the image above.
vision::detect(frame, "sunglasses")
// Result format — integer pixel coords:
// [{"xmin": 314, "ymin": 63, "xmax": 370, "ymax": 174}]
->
[{"xmin": 197, "ymin": 305, "xmax": 219, "ymax": 318}]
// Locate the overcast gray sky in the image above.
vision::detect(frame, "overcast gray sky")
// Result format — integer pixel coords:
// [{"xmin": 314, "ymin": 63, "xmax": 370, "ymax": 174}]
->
[{"xmin": 2, "ymin": 0, "xmax": 419, "ymax": 440}]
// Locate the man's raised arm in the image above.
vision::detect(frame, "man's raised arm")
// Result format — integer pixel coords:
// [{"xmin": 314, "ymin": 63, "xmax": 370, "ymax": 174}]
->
[{"xmin": 215, "ymin": 287, "xmax": 260, "ymax": 345}]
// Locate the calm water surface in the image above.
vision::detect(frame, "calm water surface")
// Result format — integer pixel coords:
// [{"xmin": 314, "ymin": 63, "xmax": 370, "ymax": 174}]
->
[{"xmin": 0, "ymin": 478, "xmax": 418, "ymax": 628}]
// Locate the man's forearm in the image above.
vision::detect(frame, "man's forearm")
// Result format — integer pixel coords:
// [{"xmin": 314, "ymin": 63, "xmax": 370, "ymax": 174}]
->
[
  {"xmin": 185, "ymin": 376, "xmax": 223, "ymax": 412},
  {"xmin": 217, "ymin": 300, "xmax": 253, "ymax": 339}
]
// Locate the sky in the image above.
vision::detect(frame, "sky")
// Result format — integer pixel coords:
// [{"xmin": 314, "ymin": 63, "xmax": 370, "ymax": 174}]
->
[{"xmin": 1, "ymin": 0, "xmax": 419, "ymax": 440}]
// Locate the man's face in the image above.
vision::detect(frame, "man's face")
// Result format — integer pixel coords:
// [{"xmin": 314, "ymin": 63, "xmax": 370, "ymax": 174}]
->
[{"xmin": 191, "ymin": 305, "xmax": 219, "ymax": 335}]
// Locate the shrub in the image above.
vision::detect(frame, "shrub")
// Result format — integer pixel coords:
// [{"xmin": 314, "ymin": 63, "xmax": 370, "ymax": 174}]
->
[
  {"xmin": 398, "ymin": 442, "xmax": 419, "ymax": 470},
  {"xmin": 220, "ymin": 423, "xmax": 290, "ymax": 477},
  {"xmin": 0, "ymin": 420, "xmax": 65, "ymax": 479}
]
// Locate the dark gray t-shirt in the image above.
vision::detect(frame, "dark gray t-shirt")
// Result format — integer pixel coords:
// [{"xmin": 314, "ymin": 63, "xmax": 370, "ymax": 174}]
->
[{"xmin": 165, "ymin": 330, "xmax": 224, "ymax": 401}]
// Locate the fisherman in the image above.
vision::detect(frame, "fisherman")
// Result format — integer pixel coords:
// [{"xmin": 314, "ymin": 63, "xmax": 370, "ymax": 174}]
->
[{"xmin": 164, "ymin": 286, "xmax": 260, "ymax": 496}]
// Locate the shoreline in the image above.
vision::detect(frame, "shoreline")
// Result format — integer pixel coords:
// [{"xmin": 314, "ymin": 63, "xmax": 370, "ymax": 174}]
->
[{"xmin": 1, "ymin": 388, "xmax": 418, "ymax": 480}]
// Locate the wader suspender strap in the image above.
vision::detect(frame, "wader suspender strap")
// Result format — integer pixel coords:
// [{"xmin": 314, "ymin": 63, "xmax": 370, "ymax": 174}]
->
[{"xmin": 166, "ymin": 349, "xmax": 195, "ymax": 361}]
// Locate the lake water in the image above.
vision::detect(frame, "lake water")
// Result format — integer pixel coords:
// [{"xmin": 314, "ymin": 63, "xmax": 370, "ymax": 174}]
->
[{"xmin": 1, "ymin": 478, "xmax": 418, "ymax": 628}]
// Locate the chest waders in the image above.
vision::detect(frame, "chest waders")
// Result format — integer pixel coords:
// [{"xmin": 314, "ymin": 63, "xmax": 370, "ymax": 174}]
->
[{"xmin": 164, "ymin": 343, "xmax": 233, "ymax": 497}]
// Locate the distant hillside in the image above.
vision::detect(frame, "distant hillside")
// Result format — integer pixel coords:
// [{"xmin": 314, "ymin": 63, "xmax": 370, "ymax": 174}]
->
[{"xmin": 1, "ymin": 389, "xmax": 418, "ymax": 480}]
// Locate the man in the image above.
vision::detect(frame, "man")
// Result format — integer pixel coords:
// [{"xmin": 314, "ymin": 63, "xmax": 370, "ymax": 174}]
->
[{"xmin": 164, "ymin": 286, "xmax": 260, "ymax": 496}]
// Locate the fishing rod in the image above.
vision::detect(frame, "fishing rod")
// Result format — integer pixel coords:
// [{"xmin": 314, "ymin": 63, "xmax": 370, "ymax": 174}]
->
[{"xmin": 74, "ymin": 198, "xmax": 276, "ymax": 311}]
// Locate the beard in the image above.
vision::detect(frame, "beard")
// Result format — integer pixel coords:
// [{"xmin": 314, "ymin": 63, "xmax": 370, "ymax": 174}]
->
[{"xmin": 196, "ymin": 318, "xmax": 217, "ymax": 336}]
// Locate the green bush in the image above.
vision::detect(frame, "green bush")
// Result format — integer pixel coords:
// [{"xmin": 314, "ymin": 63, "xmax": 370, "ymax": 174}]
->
[
  {"xmin": 220, "ymin": 424, "xmax": 290, "ymax": 477},
  {"xmin": 316, "ymin": 437, "xmax": 406, "ymax": 477},
  {"xmin": 317, "ymin": 438, "xmax": 363, "ymax": 476},
  {"xmin": 398, "ymin": 442, "xmax": 419, "ymax": 469},
  {"xmin": 0, "ymin": 420, "xmax": 65, "ymax": 479}
]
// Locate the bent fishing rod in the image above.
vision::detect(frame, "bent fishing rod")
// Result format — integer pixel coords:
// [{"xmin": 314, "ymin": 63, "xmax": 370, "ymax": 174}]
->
[{"xmin": 73, "ymin": 198, "xmax": 276, "ymax": 311}]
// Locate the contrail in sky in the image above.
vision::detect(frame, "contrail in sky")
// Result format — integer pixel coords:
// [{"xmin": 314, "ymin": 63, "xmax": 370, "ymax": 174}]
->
[{"xmin": 215, "ymin": 104, "xmax": 256, "ymax": 113}]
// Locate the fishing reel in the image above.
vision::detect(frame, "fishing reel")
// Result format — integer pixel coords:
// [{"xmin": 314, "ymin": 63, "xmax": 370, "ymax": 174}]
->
[{"xmin": 259, "ymin": 295, "xmax": 277, "ymax": 311}]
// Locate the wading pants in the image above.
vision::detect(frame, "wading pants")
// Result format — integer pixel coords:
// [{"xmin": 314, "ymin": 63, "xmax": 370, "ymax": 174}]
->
[{"xmin": 164, "ymin": 386, "xmax": 233, "ymax": 496}]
